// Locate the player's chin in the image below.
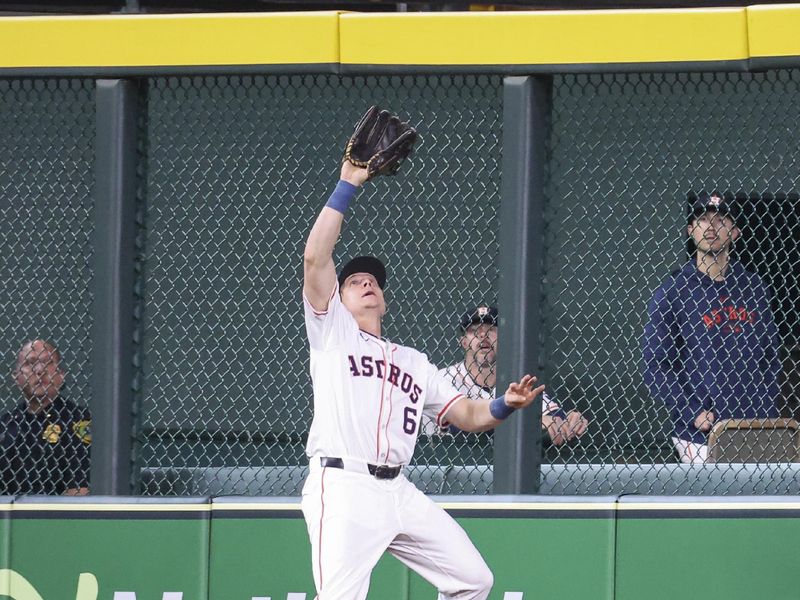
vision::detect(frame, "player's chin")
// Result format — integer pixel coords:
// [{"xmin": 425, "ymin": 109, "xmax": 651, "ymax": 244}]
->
[
  {"xmin": 476, "ymin": 348, "xmax": 495, "ymax": 362},
  {"xmin": 365, "ymin": 301, "xmax": 385, "ymax": 314},
  {"xmin": 358, "ymin": 297, "xmax": 380, "ymax": 309}
]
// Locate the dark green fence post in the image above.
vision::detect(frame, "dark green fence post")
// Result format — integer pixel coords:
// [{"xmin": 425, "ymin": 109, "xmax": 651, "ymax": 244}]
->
[
  {"xmin": 494, "ymin": 75, "xmax": 552, "ymax": 494},
  {"xmin": 90, "ymin": 79, "xmax": 139, "ymax": 495}
]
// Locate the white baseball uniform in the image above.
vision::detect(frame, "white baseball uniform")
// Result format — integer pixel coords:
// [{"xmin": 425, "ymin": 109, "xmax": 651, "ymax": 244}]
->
[
  {"xmin": 301, "ymin": 284, "xmax": 494, "ymax": 600},
  {"xmin": 421, "ymin": 361, "xmax": 563, "ymax": 436}
]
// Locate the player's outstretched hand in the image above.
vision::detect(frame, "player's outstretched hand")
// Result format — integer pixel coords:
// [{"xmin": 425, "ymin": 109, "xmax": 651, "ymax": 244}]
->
[{"xmin": 504, "ymin": 374, "xmax": 546, "ymax": 410}]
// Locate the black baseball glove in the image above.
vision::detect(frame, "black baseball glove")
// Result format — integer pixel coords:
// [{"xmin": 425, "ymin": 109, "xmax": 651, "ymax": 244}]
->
[{"xmin": 344, "ymin": 106, "xmax": 419, "ymax": 180}]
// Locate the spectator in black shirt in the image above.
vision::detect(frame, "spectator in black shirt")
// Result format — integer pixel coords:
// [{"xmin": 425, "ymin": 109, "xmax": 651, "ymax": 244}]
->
[{"xmin": 0, "ymin": 339, "xmax": 90, "ymax": 495}]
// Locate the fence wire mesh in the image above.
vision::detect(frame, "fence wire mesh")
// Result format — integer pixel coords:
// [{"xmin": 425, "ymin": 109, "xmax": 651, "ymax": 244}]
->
[
  {"xmin": 133, "ymin": 74, "xmax": 502, "ymax": 496},
  {"xmin": 0, "ymin": 78, "xmax": 95, "ymax": 495},
  {"xmin": 1, "ymin": 71, "xmax": 798, "ymax": 498},
  {"xmin": 542, "ymin": 71, "xmax": 800, "ymax": 494}
]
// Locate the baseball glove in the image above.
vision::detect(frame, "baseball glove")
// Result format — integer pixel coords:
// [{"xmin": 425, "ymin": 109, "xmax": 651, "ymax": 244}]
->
[{"xmin": 344, "ymin": 106, "xmax": 419, "ymax": 179}]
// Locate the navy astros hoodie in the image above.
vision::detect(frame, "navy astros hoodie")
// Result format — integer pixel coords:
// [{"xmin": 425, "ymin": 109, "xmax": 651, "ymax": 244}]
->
[{"xmin": 642, "ymin": 261, "xmax": 781, "ymax": 444}]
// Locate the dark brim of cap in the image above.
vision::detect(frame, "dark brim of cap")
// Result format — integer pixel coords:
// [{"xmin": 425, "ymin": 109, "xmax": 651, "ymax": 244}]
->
[
  {"xmin": 459, "ymin": 306, "xmax": 499, "ymax": 330},
  {"xmin": 689, "ymin": 204, "xmax": 738, "ymax": 224},
  {"xmin": 337, "ymin": 255, "xmax": 386, "ymax": 289},
  {"xmin": 691, "ymin": 204, "xmax": 731, "ymax": 216}
]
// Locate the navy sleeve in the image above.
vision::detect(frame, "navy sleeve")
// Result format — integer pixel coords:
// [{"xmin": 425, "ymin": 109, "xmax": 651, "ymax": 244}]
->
[
  {"xmin": 0, "ymin": 416, "xmax": 17, "ymax": 495},
  {"xmin": 641, "ymin": 283, "xmax": 704, "ymax": 418},
  {"xmin": 65, "ymin": 407, "xmax": 91, "ymax": 490},
  {"xmin": 758, "ymin": 285, "xmax": 782, "ymax": 405}
]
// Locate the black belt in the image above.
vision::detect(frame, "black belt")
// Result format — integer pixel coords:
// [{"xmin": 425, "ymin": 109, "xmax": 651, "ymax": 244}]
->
[{"xmin": 320, "ymin": 457, "xmax": 402, "ymax": 480}]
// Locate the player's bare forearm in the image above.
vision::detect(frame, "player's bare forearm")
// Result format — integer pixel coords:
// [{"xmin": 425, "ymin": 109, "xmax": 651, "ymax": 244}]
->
[
  {"xmin": 448, "ymin": 399, "xmax": 502, "ymax": 433},
  {"xmin": 303, "ymin": 162, "xmax": 368, "ymax": 309},
  {"xmin": 303, "ymin": 208, "xmax": 343, "ymax": 310}
]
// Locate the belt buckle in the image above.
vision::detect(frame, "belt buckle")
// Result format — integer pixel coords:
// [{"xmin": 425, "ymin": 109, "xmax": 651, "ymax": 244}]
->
[{"xmin": 373, "ymin": 465, "xmax": 396, "ymax": 480}]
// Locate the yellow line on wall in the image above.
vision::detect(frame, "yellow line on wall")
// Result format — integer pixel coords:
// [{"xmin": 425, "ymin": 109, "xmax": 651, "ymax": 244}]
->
[
  {"xmin": 0, "ymin": 500, "xmax": 798, "ymax": 514},
  {"xmin": 0, "ymin": 12, "xmax": 340, "ymax": 68},
  {"xmin": 8, "ymin": 504, "xmax": 211, "ymax": 512},
  {"xmin": 339, "ymin": 8, "xmax": 749, "ymax": 66},
  {"xmin": 438, "ymin": 502, "xmax": 617, "ymax": 510},
  {"xmin": 211, "ymin": 503, "xmax": 300, "ymax": 511},
  {"xmin": 618, "ymin": 501, "xmax": 800, "ymax": 511},
  {"xmin": 209, "ymin": 501, "xmax": 617, "ymax": 511}
]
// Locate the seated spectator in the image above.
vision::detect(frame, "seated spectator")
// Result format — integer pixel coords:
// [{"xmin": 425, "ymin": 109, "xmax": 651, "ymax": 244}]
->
[
  {"xmin": 425, "ymin": 304, "xmax": 589, "ymax": 446},
  {"xmin": 0, "ymin": 339, "xmax": 90, "ymax": 495},
  {"xmin": 642, "ymin": 191, "xmax": 781, "ymax": 463}
]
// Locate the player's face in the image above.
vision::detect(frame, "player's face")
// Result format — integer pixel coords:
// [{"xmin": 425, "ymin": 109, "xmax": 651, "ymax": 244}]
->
[
  {"xmin": 461, "ymin": 323, "xmax": 497, "ymax": 369},
  {"xmin": 14, "ymin": 341, "xmax": 64, "ymax": 400},
  {"xmin": 341, "ymin": 272, "xmax": 386, "ymax": 317},
  {"xmin": 689, "ymin": 211, "xmax": 739, "ymax": 255}
]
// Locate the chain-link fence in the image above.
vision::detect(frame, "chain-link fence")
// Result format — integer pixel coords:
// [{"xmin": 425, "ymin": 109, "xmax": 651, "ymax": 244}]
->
[
  {"xmin": 0, "ymin": 78, "xmax": 95, "ymax": 495},
  {"xmin": 133, "ymin": 74, "xmax": 502, "ymax": 495},
  {"xmin": 1, "ymin": 70, "xmax": 799, "ymax": 498},
  {"xmin": 541, "ymin": 71, "xmax": 800, "ymax": 494}
]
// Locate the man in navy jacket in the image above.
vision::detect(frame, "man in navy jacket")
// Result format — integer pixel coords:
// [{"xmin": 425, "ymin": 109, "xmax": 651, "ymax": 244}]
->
[{"xmin": 642, "ymin": 191, "xmax": 781, "ymax": 463}]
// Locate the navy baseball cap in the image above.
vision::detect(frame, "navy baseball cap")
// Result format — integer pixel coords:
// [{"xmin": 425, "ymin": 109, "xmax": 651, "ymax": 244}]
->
[
  {"xmin": 689, "ymin": 190, "xmax": 739, "ymax": 223},
  {"xmin": 459, "ymin": 304, "xmax": 498, "ymax": 331},
  {"xmin": 337, "ymin": 255, "xmax": 387, "ymax": 289}
]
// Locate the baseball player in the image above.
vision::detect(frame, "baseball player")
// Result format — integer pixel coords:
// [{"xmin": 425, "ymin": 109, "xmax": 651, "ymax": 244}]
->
[
  {"xmin": 300, "ymin": 108, "xmax": 546, "ymax": 599},
  {"xmin": 428, "ymin": 304, "xmax": 589, "ymax": 446}
]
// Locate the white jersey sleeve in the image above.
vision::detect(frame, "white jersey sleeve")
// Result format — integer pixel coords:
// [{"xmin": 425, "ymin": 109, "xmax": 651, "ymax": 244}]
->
[
  {"xmin": 422, "ymin": 362, "xmax": 467, "ymax": 429},
  {"xmin": 302, "ymin": 282, "xmax": 357, "ymax": 351}
]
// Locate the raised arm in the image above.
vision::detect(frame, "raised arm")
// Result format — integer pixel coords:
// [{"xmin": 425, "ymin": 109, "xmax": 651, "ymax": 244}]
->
[
  {"xmin": 446, "ymin": 374, "xmax": 545, "ymax": 432},
  {"xmin": 304, "ymin": 106, "xmax": 418, "ymax": 311},
  {"xmin": 303, "ymin": 162, "xmax": 369, "ymax": 312}
]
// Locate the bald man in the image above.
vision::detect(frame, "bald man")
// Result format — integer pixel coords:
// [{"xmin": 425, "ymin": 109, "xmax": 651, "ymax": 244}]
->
[{"xmin": 0, "ymin": 340, "xmax": 90, "ymax": 495}]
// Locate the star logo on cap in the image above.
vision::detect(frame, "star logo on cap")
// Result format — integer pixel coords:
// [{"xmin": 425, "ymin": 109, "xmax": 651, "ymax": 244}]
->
[
  {"xmin": 477, "ymin": 306, "xmax": 490, "ymax": 317},
  {"xmin": 709, "ymin": 195, "xmax": 722, "ymax": 207}
]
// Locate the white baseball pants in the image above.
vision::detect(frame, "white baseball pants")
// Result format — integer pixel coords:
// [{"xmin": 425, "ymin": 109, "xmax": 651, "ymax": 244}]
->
[
  {"xmin": 672, "ymin": 436, "xmax": 710, "ymax": 464},
  {"xmin": 301, "ymin": 460, "xmax": 493, "ymax": 600}
]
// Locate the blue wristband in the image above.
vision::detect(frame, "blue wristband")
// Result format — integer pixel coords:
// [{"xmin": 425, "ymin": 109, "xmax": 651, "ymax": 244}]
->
[
  {"xmin": 325, "ymin": 180, "xmax": 358, "ymax": 214},
  {"xmin": 489, "ymin": 395, "xmax": 515, "ymax": 421}
]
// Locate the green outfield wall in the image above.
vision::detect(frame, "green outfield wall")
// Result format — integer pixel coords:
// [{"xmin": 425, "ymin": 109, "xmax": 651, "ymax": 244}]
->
[{"xmin": 0, "ymin": 496, "xmax": 795, "ymax": 600}]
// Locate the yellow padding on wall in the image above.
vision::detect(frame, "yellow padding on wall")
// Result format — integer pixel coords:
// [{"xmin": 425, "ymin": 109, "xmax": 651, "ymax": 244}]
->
[
  {"xmin": 5, "ymin": 6, "xmax": 800, "ymax": 70},
  {"xmin": 339, "ymin": 9, "xmax": 749, "ymax": 66},
  {"xmin": 747, "ymin": 4, "xmax": 800, "ymax": 58},
  {"xmin": 0, "ymin": 12, "xmax": 340, "ymax": 68}
]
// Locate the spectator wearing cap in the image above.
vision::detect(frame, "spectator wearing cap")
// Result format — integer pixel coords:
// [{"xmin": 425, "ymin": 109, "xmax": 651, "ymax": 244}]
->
[
  {"xmin": 642, "ymin": 191, "xmax": 781, "ymax": 463},
  {"xmin": 424, "ymin": 304, "xmax": 589, "ymax": 445}
]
